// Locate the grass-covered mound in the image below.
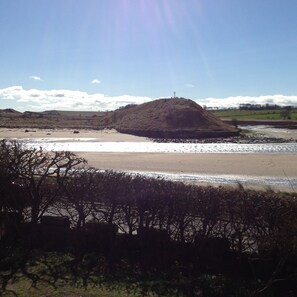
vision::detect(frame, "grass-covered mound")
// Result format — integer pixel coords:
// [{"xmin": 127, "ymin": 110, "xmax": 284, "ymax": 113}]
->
[{"xmin": 111, "ymin": 98, "xmax": 239, "ymax": 138}]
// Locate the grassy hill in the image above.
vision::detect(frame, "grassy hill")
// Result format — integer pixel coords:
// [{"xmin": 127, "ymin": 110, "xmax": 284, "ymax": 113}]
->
[
  {"xmin": 0, "ymin": 108, "xmax": 105, "ymax": 129},
  {"xmin": 109, "ymin": 98, "xmax": 238, "ymax": 138}
]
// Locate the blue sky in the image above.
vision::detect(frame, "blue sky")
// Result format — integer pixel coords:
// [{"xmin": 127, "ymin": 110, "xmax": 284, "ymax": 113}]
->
[{"xmin": 1, "ymin": 0, "xmax": 297, "ymax": 111}]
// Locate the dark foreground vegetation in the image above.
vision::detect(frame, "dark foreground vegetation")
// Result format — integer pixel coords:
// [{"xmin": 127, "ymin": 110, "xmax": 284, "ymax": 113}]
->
[{"xmin": 1, "ymin": 140, "xmax": 297, "ymax": 296}]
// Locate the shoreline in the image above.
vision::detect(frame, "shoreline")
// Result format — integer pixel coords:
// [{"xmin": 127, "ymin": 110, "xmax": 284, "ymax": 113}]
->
[
  {"xmin": 1, "ymin": 128, "xmax": 296, "ymax": 192},
  {"xmin": 78, "ymin": 151, "xmax": 297, "ymax": 192}
]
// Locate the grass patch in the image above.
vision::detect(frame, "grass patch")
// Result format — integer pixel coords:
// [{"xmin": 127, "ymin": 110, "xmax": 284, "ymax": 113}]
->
[
  {"xmin": 212, "ymin": 108, "xmax": 297, "ymax": 120},
  {"xmin": 0, "ymin": 250, "xmax": 259, "ymax": 297},
  {"xmin": 1, "ymin": 251, "xmax": 139, "ymax": 297}
]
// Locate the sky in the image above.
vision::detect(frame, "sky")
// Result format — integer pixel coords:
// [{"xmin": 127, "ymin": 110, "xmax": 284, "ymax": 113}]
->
[{"xmin": 1, "ymin": 0, "xmax": 297, "ymax": 111}]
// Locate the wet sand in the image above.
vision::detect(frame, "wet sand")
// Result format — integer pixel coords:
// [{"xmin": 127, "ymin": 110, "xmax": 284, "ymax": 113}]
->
[
  {"xmin": 78, "ymin": 152, "xmax": 297, "ymax": 179},
  {"xmin": 1, "ymin": 128, "xmax": 296, "ymax": 191}
]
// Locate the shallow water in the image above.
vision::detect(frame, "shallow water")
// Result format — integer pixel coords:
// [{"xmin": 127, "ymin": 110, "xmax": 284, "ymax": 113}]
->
[
  {"xmin": 8, "ymin": 132, "xmax": 297, "ymax": 191},
  {"xmin": 130, "ymin": 171, "xmax": 297, "ymax": 192},
  {"xmin": 240, "ymin": 125, "xmax": 297, "ymax": 140},
  {"xmin": 19, "ymin": 138, "xmax": 297, "ymax": 154}
]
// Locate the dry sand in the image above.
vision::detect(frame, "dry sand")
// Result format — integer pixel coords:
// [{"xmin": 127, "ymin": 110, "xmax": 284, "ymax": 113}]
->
[
  {"xmin": 1, "ymin": 128, "xmax": 296, "ymax": 191},
  {"xmin": 0, "ymin": 128, "xmax": 149, "ymax": 142}
]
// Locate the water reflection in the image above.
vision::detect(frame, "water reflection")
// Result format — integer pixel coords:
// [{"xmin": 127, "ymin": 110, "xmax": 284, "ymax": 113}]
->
[
  {"xmin": 130, "ymin": 171, "xmax": 297, "ymax": 191},
  {"xmin": 20, "ymin": 138, "xmax": 297, "ymax": 154}
]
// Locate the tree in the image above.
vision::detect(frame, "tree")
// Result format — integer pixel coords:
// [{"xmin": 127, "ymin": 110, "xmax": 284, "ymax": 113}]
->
[
  {"xmin": 0, "ymin": 168, "xmax": 28, "ymax": 214},
  {"xmin": 56, "ymin": 166, "xmax": 99, "ymax": 230},
  {"xmin": 0, "ymin": 140, "xmax": 86, "ymax": 226},
  {"xmin": 280, "ymin": 106, "xmax": 292, "ymax": 119},
  {"xmin": 90, "ymin": 170, "xmax": 131, "ymax": 227}
]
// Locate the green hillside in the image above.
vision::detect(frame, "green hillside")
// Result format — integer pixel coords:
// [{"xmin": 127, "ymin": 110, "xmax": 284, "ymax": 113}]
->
[{"xmin": 212, "ymin": 108, "xmax": 297, "ymax": 120}]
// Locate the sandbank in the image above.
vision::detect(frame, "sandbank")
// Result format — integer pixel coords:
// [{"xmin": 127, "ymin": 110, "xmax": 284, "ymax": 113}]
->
[
  {"xmin": 78, "ymin": 152, "xmax": 297, "ymax": 178},
  {"xmin": 0, "ymin": 128, "xmax": 150, "ymax": 142},
  {"xmin": 78, "ymin": 152, "xmax": 297, "ymax": 192}
]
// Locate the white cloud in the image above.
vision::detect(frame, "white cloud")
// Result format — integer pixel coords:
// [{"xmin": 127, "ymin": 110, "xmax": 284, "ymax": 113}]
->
[
  {"xmin": 91, "ymin": 79, "xmax": 101, "ymax": 84},
  {"xmin": 196, "ymin": 95, "xmax": 297, "ymax": 109},
  {"xmin": 1, "ymin": 86, "xmax": 297, "ymax": 111},
  {"xmin": 0, "ymin": 86, "xmax": 152, "ymax": 111},
  {"xmin": 29, "ymin": 76, "xmax": 42, "ymax": 81}
]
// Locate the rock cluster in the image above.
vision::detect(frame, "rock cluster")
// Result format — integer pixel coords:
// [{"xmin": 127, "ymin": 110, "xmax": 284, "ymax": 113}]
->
[{"xmin": 153, "ymin": 135, "xmax": 297, "ymax": 144}]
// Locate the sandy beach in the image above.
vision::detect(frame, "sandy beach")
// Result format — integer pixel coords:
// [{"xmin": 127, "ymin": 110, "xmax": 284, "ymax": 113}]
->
[
  {"xmin": 0, "ymin": 128, "xmax": 149, "ymax": 142},
  {"xmin": 1, "ymin": 128, "xmax": 296, "ymax": 191},
  {"xmin": 78, "ymin": 152, "xmax": 297, "ymax": 178}
]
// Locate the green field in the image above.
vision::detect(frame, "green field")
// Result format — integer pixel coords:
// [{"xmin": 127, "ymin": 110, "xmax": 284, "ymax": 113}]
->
[{"xmin": 211, "ymin": 108, "xmax": 297, "ymax": 120}]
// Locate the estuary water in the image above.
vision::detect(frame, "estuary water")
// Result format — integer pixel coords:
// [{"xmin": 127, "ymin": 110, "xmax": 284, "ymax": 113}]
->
[
  {"xmin": 16, "ymin": 137, "xmax": 297, "ymax": 191},
  {"xmin": 128, "ymin": 171, "xmax": 297, "ymax": 191},
  {"xmin": 20, "ymin": 138, "xmax": 297, "ymax": 154},
  {"xmin": 9, "ymin": 125, "xmax": 297, "ymax": 191}
]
